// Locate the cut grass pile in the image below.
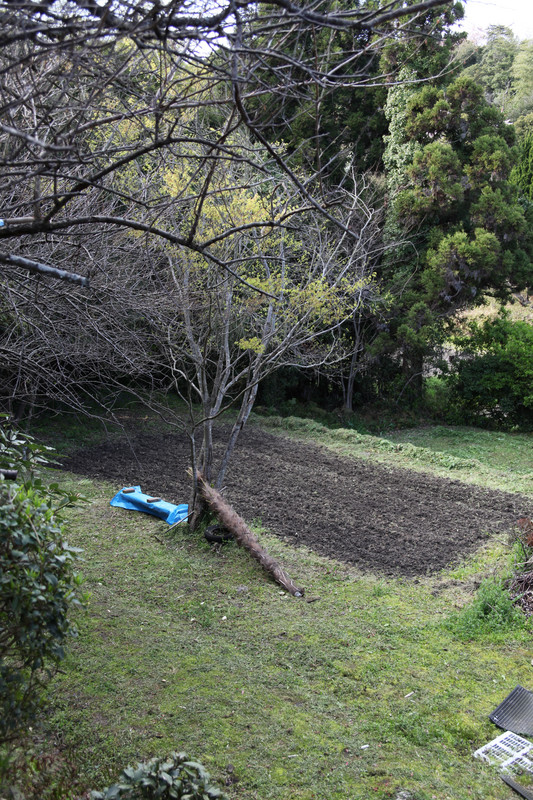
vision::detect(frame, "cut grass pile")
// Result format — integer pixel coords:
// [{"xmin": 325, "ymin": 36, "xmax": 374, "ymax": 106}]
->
[
  {"xmin": 386, "ymin": 426, "xmax": 533, "ymax": 476},
  {"xmin": 9, "ymin": 418, "xmax": 533, "ymax": 800}
]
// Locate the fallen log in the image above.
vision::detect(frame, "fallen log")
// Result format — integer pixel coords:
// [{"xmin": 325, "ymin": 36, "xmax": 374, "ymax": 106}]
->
[{"xmin": 196, "ymin": 473, "xmax": 304, "ymax": 597}]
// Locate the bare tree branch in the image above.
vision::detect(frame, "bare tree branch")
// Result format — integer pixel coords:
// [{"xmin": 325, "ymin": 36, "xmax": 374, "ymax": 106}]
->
[{"xmin": 0, "ymin": 251, "xmax": 89, "ymax": 286}]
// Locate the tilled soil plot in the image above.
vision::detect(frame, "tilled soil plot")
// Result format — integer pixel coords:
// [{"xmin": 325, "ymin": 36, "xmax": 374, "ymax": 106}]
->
[{"xmin": 63, "ymin": 426, "xmax": 532, "ymax": 577}]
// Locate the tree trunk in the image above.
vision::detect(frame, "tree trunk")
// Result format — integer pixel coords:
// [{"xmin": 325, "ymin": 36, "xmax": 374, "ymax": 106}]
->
[
  {"xmin": 344, "ymin": 339, "xmax": 361, "ymax": 413},
  {"xmin": 196, "ymin": 473, "xmax": 304, "ymax": 596},
  {"xmin": 215, "ymin": 381, "xmax": 259, "ymax": 489},
  {"xmin": 187, "ymin": 430, "xmax": 206, "ymax": 532},
  {"xmin": 343, "ymin": 313, "xmax": 365, "ymax": 414},
  {"xmin": 399, "ymin": 347, "xmax": 425, "ymax": 403}
]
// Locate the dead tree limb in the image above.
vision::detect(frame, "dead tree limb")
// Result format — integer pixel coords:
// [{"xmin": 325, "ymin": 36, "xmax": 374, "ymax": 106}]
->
[
  {"xmin": 0, "ymin": 469, "xmax": 18, "ymax": 480},
  {"xmin": 0, "ymin": 252, "xmax": 89, "ymax": 287},
  {"xmin": 196, "ymin": 472, "xmax": 304, "ymax": 597}
]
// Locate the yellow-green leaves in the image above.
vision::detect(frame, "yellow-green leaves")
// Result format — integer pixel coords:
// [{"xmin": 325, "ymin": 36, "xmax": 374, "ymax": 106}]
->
[{"xmin": 236, "ymin": 337, "xmax": 265, "ymax": 354}]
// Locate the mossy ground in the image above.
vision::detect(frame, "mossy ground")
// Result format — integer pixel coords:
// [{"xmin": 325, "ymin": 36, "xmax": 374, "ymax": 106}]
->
[{"xmin": 7, "ymin": 418, "xmax": 533, "ymax": 800}]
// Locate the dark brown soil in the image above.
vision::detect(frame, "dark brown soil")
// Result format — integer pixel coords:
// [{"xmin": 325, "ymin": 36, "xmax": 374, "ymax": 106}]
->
[{"xmin": 63, "ymin": 426, "xmax": 531, "ymax": 577}]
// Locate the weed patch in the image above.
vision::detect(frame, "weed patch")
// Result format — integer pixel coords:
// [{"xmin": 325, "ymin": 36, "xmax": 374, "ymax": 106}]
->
[{"xmin": 444, "ymin": 578, "xmax": 530, "ymax": 641}]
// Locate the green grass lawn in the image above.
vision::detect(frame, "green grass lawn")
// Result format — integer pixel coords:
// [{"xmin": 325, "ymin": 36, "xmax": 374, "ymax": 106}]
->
[
  {"xmin": 386, "ymin": 426, "xmax": 533, "ymax": 476},
  {"xmin": 9, "ymin": 418, "xmax": 533, "ymax": 800}
]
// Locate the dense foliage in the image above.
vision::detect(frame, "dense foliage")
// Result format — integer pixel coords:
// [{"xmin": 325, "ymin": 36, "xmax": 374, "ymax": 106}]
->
[
  {"xmin": 512, "ymin": 133, "xmax": 533, "ymax": 200},
  {"xmin": 448, "ymin": 315, "xmax": 533, "ymax": 428},
  {"xmin": 375, "ymin": 71, "xmax": 533, "ymax": 402},
  {"xmin": 0, "ymin": 419, "xmax": 85, "ymax": 743},
  {"xmin": 462, "ymin": 26, "xmax": 533, "ymax": 121}
]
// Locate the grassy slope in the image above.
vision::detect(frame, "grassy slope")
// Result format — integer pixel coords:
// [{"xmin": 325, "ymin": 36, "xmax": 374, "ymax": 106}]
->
[{"xmin": 32, "ymin": 420, "xmax": 533, "ymax": 800}]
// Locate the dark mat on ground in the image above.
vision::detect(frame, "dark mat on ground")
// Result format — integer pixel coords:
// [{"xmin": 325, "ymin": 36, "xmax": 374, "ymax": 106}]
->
[
  {"xmin": 62, "ymin": 425, "xmax": 531, "ymax": 577},
  {"xmin": 490, "ymin": 686, "xmax": 533, "ymax": 736},
  {"xmin": 501, "ymin": 773, "xmax": 533, "ymax": 800}
]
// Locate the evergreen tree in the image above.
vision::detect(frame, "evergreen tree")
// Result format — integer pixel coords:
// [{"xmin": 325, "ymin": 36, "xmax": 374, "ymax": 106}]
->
[
  {"xmin": 379, "ymin": 75, "xmax": 533, "ymax": 399},
  {"xmin": 511, "ymin": 133, "xmax": 533, "ymax": 201},
  {"xmin": 478, "ymin": 26, "xmax": 518, "ymax": 109},
  {"xmin": 380, "ymin": 0, "xmax": 464, "ymax": 80},
  {"xmin": 247, "ymin": 0, "xmax": 388, "ymax": 185},
  {"xmin": 514, "ymin": 112, "xmax": 533, "ymax": 141},
  {"xmin": 459, "ymin": 27, "xmax": 533, "ymax": 121},
  {"xmin": 248, "ymin": 1, "xmax": 465, "ymax": 187},
  {"xmin": 510, "ymin": 39, "xmax": 533, "ymax": 119}
]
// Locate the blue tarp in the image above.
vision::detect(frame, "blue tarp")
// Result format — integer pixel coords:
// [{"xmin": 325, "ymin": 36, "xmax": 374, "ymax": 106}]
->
[{"xmin": 110, "ymin": 485, "xmax": 189, "ymax": 526}]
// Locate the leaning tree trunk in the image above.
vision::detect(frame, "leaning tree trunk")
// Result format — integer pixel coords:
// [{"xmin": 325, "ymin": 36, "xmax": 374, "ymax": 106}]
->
[{"xmin": 196, "ymin": 473, "xmax": 304, "ymax": 597}]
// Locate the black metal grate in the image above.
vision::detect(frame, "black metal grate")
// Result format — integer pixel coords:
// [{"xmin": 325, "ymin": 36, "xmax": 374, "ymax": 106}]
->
[
  {"xmin": 501, "ymin": 773, "xmax": 533, "ymax": 800},
  {"xmin": 490, "ymin": 686, "xmax": 533, "ymax": 736}
]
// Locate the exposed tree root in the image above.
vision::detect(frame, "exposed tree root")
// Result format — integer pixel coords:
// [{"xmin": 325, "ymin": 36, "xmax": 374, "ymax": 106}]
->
[{"xmin": 196, "ymin": 472, "xmax": 304, "ymax": 597}]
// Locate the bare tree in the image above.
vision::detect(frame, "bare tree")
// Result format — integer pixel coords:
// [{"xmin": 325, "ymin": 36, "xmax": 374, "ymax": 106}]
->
[
  {"xmin": 0, "ymin": 0, "xmax": 453, "ymax": 516},
  {"xmin": 0, "ymin": 0, "xmax": 453, "ymax": 266},
  {"xmin": 153, "ymin": 147, "xmax": 382, "ymax": 518},
  {"xmin": 1, "ymin": 124, "xmax": 381, "ymax": 519}
]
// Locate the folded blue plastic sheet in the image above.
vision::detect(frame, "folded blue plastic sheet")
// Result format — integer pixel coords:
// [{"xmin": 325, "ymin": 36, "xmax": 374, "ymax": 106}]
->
[{"xmin": 110, "ymin": 486, "xmax": 189, "ymax": 526}]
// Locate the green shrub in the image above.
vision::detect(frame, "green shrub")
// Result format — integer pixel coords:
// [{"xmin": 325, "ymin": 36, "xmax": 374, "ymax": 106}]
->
[
  {"xmin": 444, "ymin": 578, "xmax": 528, "ymax": 641},
  {"xmin": 0, "ymin": 417, "xmax": 86, "ymax": 744},
  {"xmin": 90, "ymin": 752, "xmax": 228, "ymax": 799},
  {"xmin": 448, "ymin": 315, "xmax": 533, "ymax": 429},
  {"xmin": 424, "ymin": 376, "xmax": 454, "ymax": 419}
]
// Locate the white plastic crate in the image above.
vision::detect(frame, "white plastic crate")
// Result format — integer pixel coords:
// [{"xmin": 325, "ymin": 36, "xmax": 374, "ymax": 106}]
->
[{"xmin": 474, "ymin": 731, "xmax": 533, "ymax": 772}]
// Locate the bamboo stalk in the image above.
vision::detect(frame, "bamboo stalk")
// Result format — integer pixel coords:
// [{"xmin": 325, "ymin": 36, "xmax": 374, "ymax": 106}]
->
[{"xmin": 196, "ymin": 473, "xmax": 304, "ymax": 597}]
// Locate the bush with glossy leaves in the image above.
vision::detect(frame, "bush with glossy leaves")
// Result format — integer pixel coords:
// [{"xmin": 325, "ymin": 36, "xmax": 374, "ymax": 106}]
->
[
  {"xmin": 0, "ymin": 416, "xmax": 86, "ymax": 743},
  {"xmin": 90, "ymin": 752, "xmax": 228, "ymax": 800}
]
